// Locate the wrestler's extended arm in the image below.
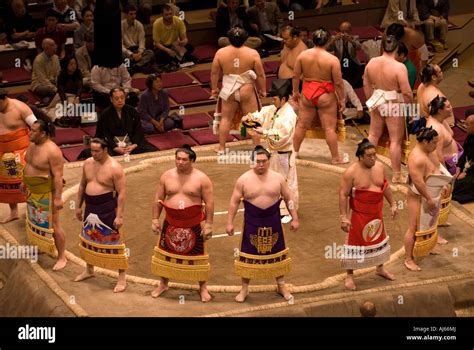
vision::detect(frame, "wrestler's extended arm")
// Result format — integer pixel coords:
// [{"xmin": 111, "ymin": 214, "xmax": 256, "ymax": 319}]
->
[
  {"xmin": 292, "ymin": 55, "xmax": 302, "ymax": 99},
  {"xmin": 113, "ymin": 164, "xmax": 126, "ymax": 229},
  {"xmin": 254, "ymin": 52, "xmax": 266, "ymax": 98},
  {"xmin": 75, "ymin": 164, "xmax": 87, "ymax": 221},
  {"xmin": 280, "ymin": 175, "xmax": 299, "ymax": 231},
  {"xmin": 339, "ymin": 168, "xmax": 353, "ymax": 232},
  {"xmin": 410, "ymin": 158, "xmax": 434, "ymax": 203},
  {"xmin": 381, "ymin": 165, "xmax": 398, "ymax": 218},
  {"xmin": 331, "ymin": 57, "xmax": 345, "ymax": 110},
  {"xmin": 398, "ymin": 65, "xmax": 413, "ymax": 104},
  {"xmin": 201, "ymin": 174, "xmax": 214, "ymax": 240},
  {"xmin": 363, "ymin": 65, "xmax": 373, "ymax": 105},
  {"xmin": 152, "ymin": 173, "xmax": 166, "ymax": 223},
  {"xmin": 210, "ymin": 53, "xmax": 221, "ymax": 98},
  {"xmin": 226, "ymin": 175, "xmax": 244, "ymax": 235},
  {"xmin": 49, "ymin": 145, "xmax": 64, "ymax": 211}
]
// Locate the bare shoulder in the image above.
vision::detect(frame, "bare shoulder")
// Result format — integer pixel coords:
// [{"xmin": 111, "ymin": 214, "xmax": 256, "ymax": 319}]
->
[
  {"xmin": 161, "ymin": 168, "xmax": 175, "ymax": 181},
  {"xmin": 269, "ymin": 169, "xmax": 285, "ymax": 182},
  {"xmin": 194, "ymin": 168, "xmax": 211, "ymax": 183},
  {"xmin": 109, "ymin": 158, "xmax": 124, "ymax": 174}
]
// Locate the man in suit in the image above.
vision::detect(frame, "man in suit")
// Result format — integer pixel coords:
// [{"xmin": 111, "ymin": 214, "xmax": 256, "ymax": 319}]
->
[
  {"xmin": 216, "ymin": 0, "xmax": 261, "ymax": 48},
  {"xmin": 417, "ymin": 0, "xmax": 450, "ymax": 51},
  {"xmin": 247, "ymin": 0, "xmax": 281, "ymax": 49}
]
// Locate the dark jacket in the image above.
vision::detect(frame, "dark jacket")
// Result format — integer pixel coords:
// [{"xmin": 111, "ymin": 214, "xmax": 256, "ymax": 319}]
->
[
  {"xmin": 458, "ymin": 134, "xmax": 474, "ymax": 175},
  {"xmin": 96, "ymin": 104, "xmax": 146, "ymax": 151},
  {"xmin": 215, "ymin": 6, "xmax": 256, "ymax": 38},
  {"xmin": 417, "ymin": 0, "xmax": 450, "ymax": 21}
]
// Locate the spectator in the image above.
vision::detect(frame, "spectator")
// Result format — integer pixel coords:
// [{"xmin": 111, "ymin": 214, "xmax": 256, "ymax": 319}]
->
[
  {"xmin": 216, "ymin": 0, "xmax": 261, "ymax": 48},
  {"xmin": 152, "ymin": 4, "xmax": 194, "ymax": 71},
  {"xmin": 122, "ymin": 4, "xmax": 155, "ymax": 74},
  {"xmin": 31, "ymin": 38, "xmax": 61, "ymax": 100},
  {"xmin": 380, "ymin": 0, "xmax": 420, "ymax": 29},
  {"xmin": 329, "ymin": 21, "xmax": 363, "ymax": 88},
  {"xmin": 277, "ymin": 0, "xmax": 305, "ymax": 12},
  {"xmin": 5, "ymin": 0, "xmax": 36, "ymax": 43},
  {"xmin": 137, "ymin": 73, "xmax": 182, "ymax": 134},
  {"xmin": 298, "ymin": 27, "xmax": 314, "ymax": 48},
  {"xmin": 247, "ymin": 0, "xmax": 282, "ymax": 49},
  {"xmin": 417, "ymin": 0, "xmax": 449, "ymax": 52},
  {"xmin": 90, "ymin": 63, "xmax": 138, "ymax": 109},
  {"xmin": 73, "ymin": 6, "xmax": 93, "ymax": 49},
  {"xmin": 95, "ymin": 88, "xmax": 157, "ymax": 156},
  {"xmin": 342, "ymin": 79, "xmax": 364, "ymax": 121},
  {"xmin": 76, "ymin": 31, "xmax": 95, "ymax": 88},
  {"xmin": 452, "ymin": 110, "xmax": 474, "ymax": 204},
  {"xmin": 51, "ymin": 0, "xmax": 80, "ymax": 35},
  {"xmin": 396, "ymin": 42, "xmax": 417, "ymax": 89},
  {"xmin": 35, "ymin": 9, "xmax": 67, "ymax": 59}
]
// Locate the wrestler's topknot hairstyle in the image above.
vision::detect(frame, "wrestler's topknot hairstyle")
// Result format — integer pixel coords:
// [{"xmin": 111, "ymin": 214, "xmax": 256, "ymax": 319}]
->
[
  {"xmin": 421, "ymin": 64, "xmax": 437, "ymax": 84},
  {"xmin": 228, "ymin": 26, "xmax": 249, "ymax": 48},
  {"xmin": 416, "ymin": 126, "xmax": 438, "ymax": 142},
  {"xmin": 251, "ymin": 145, "xmax": 271, "ymax": 161},
  {"xmin": 90, "ymin": 137, "xmax": 108, "ymax": 149},
  {"xmin": 34, "ymin": 115, "xmax": 56, "ymax": 138},
  {"xmin": 382, "ymin": 35, "xmax": 398, "ymax": 53},
  {"xmin": 176, "ymin": 144, "xmax": 196, "ymax": 162},
  {"xmin": 428, "ymin": 95, "xmax": 447, "ymax": 116},
  {"xmin": 386, "ymin": 23, "xmax": 405, "ymax": 40},
  {"xmin": 355, "ymin": 138, "xmax": 376, "ymax": 159},
  {"xmin": 312, "ymin": 27, "xmax": 330, "ymax": 47}
]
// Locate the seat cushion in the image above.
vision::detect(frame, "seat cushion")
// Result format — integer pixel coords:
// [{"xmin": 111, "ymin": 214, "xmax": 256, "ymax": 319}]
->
[
  {"xmin": 61, "ymin": 145, "xmax": 87, "ymax": 162},
  {"xmin": 263, "ymin": 60, "xmax": 280, "ymax": 75},
  {"xmin": 188, "ymin": 128, "xmax": 236, "ymax": 145},
  {"xmin": 161, "ymin": 72, "xmax": 195, "ymax": 88},
  {"xmin": 146, "ymin": 130, "xmax": 197, "ymax": 150},
  {"xmin": 182, "ymin": 113, "xmax": 212, "ymax": 130},
  {"xmin": 0, "ymin": 67, "xmax": 32, "ymax": 86},
  {"xmin": 54, "ymin": 128, "xmax": 87, "ymax": 146},
  {"xmin": 193, "ymin": 44, "xmax": 219, "ymax": 63},
  {"xmin": 167, "ymin": 86, "xmax": 211, "ymax": 104}
]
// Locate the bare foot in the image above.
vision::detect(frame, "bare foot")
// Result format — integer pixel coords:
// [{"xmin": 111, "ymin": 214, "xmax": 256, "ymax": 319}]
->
[
  {"xmin": 375, "ymin": 267, "xmax": 395, "ymax": 281},
  {"xmin": 113, "ymin": 280, "xmax": 126, "ymax": 293},
  {"xmin": 430, "ymin": 248, "xmax": 441, "ymax": 255},
  {"xmin": 331, "ymin": 156, "xmax": 349, "ymax": 165},
  {"xmin": 276, "ymin": 283, "xmax": 293, "ymax": 301},
  {"xmin": 200, "ymin": 288, "xmax": 213, "ymax": 303},
  {"xmin": 437, "ymin": 236, "xmax": 448, "ymax": 245},
  {"xmin": 151, "ymin": 284, "xmax": 169, "ymax": 298},
  {"xmin": 235, "ymin": 288, "xmax": 249, "ymax": 303},
  {"xmin": 404, "ymin": 259, "xmax": 421, "ymax": 272},
  {"xmin": 74, "ymin": 270, "xmax": 95, "ymax": 282},
  {"xmin": 344, "ymin": 275, "xmax": 356, "ymax": 291},
  {"xmin": 0, "ymin": 214, "xmax": 19, "ymax": 224},
  {"xmin": 52, "ymin": 258, "xmax": 67, "ymax": 271}
]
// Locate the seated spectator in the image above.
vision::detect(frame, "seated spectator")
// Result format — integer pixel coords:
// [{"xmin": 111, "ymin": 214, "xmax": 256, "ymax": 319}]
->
[
  {"xmin": 417, "ymin": 0, "xmax": 449, "ymax": 52},
  {"xmin": 342, "ymin": 78, "xmax": 364, "ymax": 121},
  {"xmin": 329, "ymin": 21, "xmax": 363, "ymax": 88},
  {"xmin": 396, "ymin": 42, "xmax": 416, "ymax": 89},
  {"xmin": 95, "ymin": 88, "xmax": 157, "ymax": 156},
  {"xmin": 73, "ymin": 6, "xmax": 93, "ymax": 49},
  {"xmin": 122, "ymin": 5, "xmax": 155, "ymax": 75},
  {"xmin": 5, "ymin": 0, "xmax": 36, "ymax": 43},
  {"xmin": 217, "ymin": 0, "xmax": 250, "ymax": 8},
  {"xmin": 51, "ymin": 0, "xmax": 80, "ymax": 35},
  {"xmin": 76, "ymin": 31, "xmax": 95, "ymax": 88},
  {"xmin": 31, "ymin": 38, "xmax": 61, "ymax": 100},
  {"xmin": 153, "ymin": 4, "xmax": 194, "ymax": 71},
  {"xmin": 381, "ymin": 0, "xmax": 421, "ymax": 29},
  {"xmin": 314, "ymin": 0, "xmax": 342, "ymax": 9},
  {"xmin": 216, "ymin": 0, "xmax": 261, "ymax": 49},
  {"xmin": 247, "ymin": 0, "xmax": 282, "ymax": 49},
  {"xmin": 453, "ymin": 110, "xmax": 474, "ymax": 204},
  {"xmin": 90, "ymin": 63, "xmax": 138, "ymax": 109},
  {"xmin": 35, "ymin": 9, "xmax": 67, "ymax": 59},
  {"xmin": 45, "ymin": 56, "xmax": 83, "ymax": 121},
  {"xmin": 137, "ymin": 73, "xmax": 182, "ymax": 134},
  {"xmin": 277, "ymin": 0, "xmax": 305, "ymax": 12}
]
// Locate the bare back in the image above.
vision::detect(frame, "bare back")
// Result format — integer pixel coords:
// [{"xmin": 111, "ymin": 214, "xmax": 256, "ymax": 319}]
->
[
  {"xmin": 279, "ymin": 41, "xmax": 308, "ymax": 79},
  {"xmin": 0, "ymin": 98, "xmax": 33, "ymax": 134},
  {"xmin": 162, "ymin": 168, "xmax": 207, "ymax": 208},
  {"xmin": 297, "ymin": 48, "xmax": 337, "ymax": 82},
  {"xmin": 215, "ymin": 45, "xmax": 262, "ymax": 75},
  {"xmin": 365, "ymin": 55, "xmax": 406, "ymax": 92},
  {"xmin": 240, "ymin": 169, "xmax": 283, "ymax": 208},
  {"xmin": 83, "ymin": 157, "xmax": 122, "ymax": 195}
]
